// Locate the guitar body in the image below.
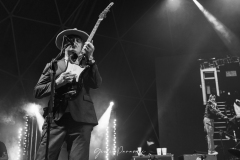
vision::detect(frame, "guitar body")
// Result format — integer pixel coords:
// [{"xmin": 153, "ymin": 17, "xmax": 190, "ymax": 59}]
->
[{"xmin": 57, "ymin": 62, "xmax": 87, "ymax": 101}]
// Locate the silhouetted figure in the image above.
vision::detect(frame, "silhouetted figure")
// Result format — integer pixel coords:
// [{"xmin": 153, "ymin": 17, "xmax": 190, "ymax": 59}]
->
[{"xmin": 0, "ymin": 141, "xmax": 8, "ymax": 160}]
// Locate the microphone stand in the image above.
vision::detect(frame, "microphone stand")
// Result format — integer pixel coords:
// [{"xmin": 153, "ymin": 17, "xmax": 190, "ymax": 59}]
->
[{"xmin": 44, "ymin": 37, "xmax": 66, "ymax": 160}]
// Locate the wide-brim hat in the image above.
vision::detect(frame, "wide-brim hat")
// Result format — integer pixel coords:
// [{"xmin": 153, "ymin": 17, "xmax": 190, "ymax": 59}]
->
[{"xmin": 55, "ymin": 28, "xmax": 89, "ymax": 50}]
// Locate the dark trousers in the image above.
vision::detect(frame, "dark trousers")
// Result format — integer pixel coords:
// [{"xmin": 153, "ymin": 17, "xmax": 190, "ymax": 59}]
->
[{"xmin": 35, "ymin": 113, "xmax": 94, "ymax": 160}]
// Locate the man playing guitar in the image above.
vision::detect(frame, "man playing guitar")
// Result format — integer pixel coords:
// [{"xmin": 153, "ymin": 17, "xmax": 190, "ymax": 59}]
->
[{"xmin": 34, "ymin": 28, "xmax": 102, "ymax": 160}]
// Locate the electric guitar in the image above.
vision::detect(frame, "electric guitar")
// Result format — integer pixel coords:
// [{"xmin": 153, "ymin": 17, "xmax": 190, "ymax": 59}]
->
[{"xmin": 62, "ymin": 2, "xmax": 114, "ymax": 100}]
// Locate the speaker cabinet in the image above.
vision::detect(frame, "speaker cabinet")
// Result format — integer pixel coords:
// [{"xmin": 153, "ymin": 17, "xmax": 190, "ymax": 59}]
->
[{"xmin": 178, "ymin": 154, "xmax": 217, "ymax": 160}]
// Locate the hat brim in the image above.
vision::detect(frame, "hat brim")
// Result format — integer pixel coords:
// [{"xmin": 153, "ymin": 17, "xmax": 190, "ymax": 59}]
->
[{"xmin": 55, "ymin": 29, "xmax": 89, "ymax": 50}]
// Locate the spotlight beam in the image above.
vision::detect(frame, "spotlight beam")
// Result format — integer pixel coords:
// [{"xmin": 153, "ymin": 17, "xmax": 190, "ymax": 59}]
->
[
  {"xmin": 90, "ymin": 102, "xmax": 114, "ymax": 160},
  {"xmin": 193, "ymin": 0, "xmax": 240, "ymax": 56},
  {"xmin": 22, "ymin": 103, "xmax": 44, "ymax": 132}
]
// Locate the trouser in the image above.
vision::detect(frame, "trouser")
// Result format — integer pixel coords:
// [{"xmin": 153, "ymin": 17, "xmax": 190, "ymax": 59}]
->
[
  {"xmin": 203, "ymin": 117, "xmax": 215, "ymax": 152},
  {"xmin": 35, "ymin": 113, "xmax": 94, "ymax": 160}
]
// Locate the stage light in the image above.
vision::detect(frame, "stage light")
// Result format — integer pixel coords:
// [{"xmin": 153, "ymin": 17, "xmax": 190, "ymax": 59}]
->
[
  {"xmin": 110, "ymin": 101, "xmax": 114, "ymax": 107},
  {"xmin": 106, "ymin": 126, "xmax": 109, "ymax": 160},
  {"xmin": 23, "ymin": 103, "xmax": 44, "ymax": 132},
  {"xmin": 113, "ymin": 119, "xmax": 117, "ymax": 156},
  {"xmin": 166, "ymin": 0, "xmax": 181, "ymax": 12}
]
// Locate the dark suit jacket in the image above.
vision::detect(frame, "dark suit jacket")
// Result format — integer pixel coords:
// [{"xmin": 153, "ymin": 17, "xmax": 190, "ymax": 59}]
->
[
  {"xmin": 147, "ymin": 144, "xmax": 158, "ymax": 155},
  {"xmin": 34, "ymin": 59, "xmax": 102, "ymax": 125}
]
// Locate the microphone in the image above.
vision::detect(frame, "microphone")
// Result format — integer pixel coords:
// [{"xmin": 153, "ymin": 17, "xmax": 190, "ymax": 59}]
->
[{"xmin": 63, "ymin": 35, "xmax": 74, "ymax": 46}]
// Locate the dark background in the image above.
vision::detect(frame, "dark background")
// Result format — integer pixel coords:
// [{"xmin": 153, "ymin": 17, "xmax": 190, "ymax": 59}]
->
[{"xmin": 0, "ymin": 0, "xmax": 240, "ymax": 160}]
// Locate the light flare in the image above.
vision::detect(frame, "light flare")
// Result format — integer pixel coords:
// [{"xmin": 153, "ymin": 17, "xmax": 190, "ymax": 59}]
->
[{"xmin": 22, "ymin": 103, "xmax": 44, "ymax": 132}]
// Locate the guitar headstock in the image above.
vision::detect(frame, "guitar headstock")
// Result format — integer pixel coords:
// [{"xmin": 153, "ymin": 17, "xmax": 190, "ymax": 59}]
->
[{"xmin": 99, "ymin": 2, "xmax": 114, "ymax": 20}]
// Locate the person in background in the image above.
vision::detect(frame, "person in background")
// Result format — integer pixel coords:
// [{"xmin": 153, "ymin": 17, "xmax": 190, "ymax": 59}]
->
[
  {"xmin": 203, "ymin": 94, "xmax": 228, "ymax": 155},
  {"xmin": 146, "ymin": 138, "xmax": 159, "ymax": 155}
]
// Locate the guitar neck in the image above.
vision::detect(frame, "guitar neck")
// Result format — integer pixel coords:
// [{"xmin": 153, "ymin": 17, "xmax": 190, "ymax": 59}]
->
[
  {"xmin": 86, "ymin": 2, "xmax": 114, "ymax": 43},
  {"xmin": 86, "ymin": 19, "xmax": 102, "ymax": 43}
]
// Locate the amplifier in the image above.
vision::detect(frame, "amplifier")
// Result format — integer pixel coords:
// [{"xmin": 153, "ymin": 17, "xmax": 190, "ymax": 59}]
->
[
  {"xmin": 178, "ymin": 154, "xmax": 217, "ymax": 160},
  {"xmin": 132, "ymin": 155, "xmax": 174, "ymax": 160}
]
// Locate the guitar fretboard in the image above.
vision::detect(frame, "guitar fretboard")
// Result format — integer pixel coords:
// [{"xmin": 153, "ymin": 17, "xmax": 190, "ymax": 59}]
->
[{"xmin": 86, "ymin": 19, "xmax": 102, "ymax": 43}]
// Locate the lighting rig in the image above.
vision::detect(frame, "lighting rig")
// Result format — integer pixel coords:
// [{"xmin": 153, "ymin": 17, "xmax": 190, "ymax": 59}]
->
[{"xmin": 199, "ymin": 56, "xmax": 240, "ymax": 69}]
